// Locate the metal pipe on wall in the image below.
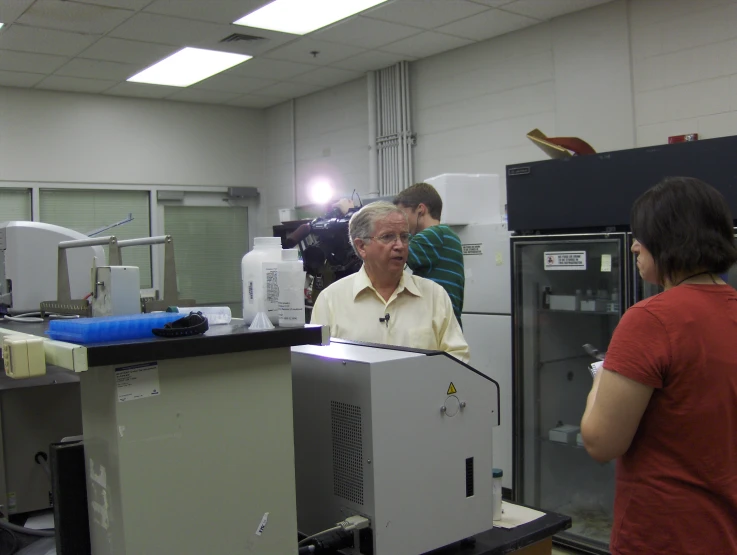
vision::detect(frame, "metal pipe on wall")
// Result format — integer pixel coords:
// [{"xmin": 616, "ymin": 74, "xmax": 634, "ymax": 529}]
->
[
  {"xmin": 399, "ymin": 62, "xmax": 408, "ymax": 190},
  {"xmin": 403, "ymin": 61, "xmax": 412, "ymax": 186},
  {"xmin": 367, "ymin": 72, "xmax": 379, "ymax": 197},
  {"xmin": 291, "ymin": 98, "xmax": 298, "ymax": 208}
]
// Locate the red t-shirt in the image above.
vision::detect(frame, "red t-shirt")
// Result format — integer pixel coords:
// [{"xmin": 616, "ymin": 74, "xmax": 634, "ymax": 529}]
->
[{"xmin": 604, "ymin": 284, "xmax": 737, "ymax": 555}]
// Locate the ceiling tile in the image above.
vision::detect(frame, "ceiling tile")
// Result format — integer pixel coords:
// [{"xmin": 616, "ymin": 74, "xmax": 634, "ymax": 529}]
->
[
  {"xmin": 0, "ymin": 25, "xmax": 98, "ymax": 56},
  {"xmin": 292, "ymin": 67, "xmax": 363, "ymax": 87},
  {"xmin": 191, "ymin": 73, "xmax": 276, "ymax": 93},
  {"xmin": 143, "ymin": 0, "xmax": 272, "ymax": 25},
  {"xmin": 226, "ymin": 94, "xmax": 285, "ymax": 109},
  {"xmin": 254, "ymin": 81, "xmax": 323, "ymax": 99},
  {"xmin": 194, "ymin": 33, "xmax": 293, "ymax": 58},
  {"xmin": 55, "ymin": 58, "xmax": 139, "ymax": 80},
  {"xmin": 225, "ymin": 58, "xmax": 317, "ymax": 80},
  {"xmin": 501, "ymin": 0, "xmax": 612, "ymax": 20},
  {"xmin": 0, "ymin": 0, "xmax": 35, "ymax": 25},
  {"xmin": 0, "ymin": 69, "xmax": 45, "ymax": 88},
  {"xmin": 381, "ymin": 31, "xmax": 474, "ymax": 58},
  {"xmin": 36, "ymin": 75, "xmax": 117, "ymax": 93},
  {"xmin": 470, "ymin": 0, "xmax": 517, "ymax": 6},
  {"xmin": 314, "ymin": 16, "xmax": 422, "ymax": 49},
  {"xmin": 363, "ymin": 0, "xmax": 490, "ymax": 30},
  {"xmin": 66, "ymin": 0, "xmax": 153, "ymax": 9},
  {"xmin": 17, "ymin": 0, "xmax": 135, "ymax": 34},
  {"xmin": 109, "ymin": 12, "xmax": 236, "ymax": 46},
  {"xmin": 166, "ymin": 88, "xmax": 242, "ymax": 104},
  {"xmin": 0, "ymin": 50, "xmax": 68, "ymax": 73},
  {"xmin": 333, "ymin": 50, "xmax": 415, "ymax": 72},
  {"xmin": 263, "ymin": 38, "xmax": 366, "ymax": 66},
  {"xmin": 103, "ymin": 81, "xmax": 181, "ymax": 98},
  {"xmin": 77, "ymin": 38, "xmax": 177, "ymax": 64},
  {"xmin": 436, "ymin": 8, "xmax": 536, "ymax": 40}
]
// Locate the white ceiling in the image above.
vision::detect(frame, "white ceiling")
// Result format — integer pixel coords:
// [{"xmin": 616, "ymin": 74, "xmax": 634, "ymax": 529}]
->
[{"xmin": 0, "ymin": 0, "xmax": 612, "ymax": 108}]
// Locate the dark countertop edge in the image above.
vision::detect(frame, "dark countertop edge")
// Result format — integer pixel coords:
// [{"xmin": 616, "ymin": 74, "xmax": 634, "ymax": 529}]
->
[
  {"xmin": 476, "ymin": 511, "xmax": 572, "ymax": 554},
  {"xmin": 332, "ymin": 510, "xmax": 571, "ymax": 555},
  {"xmin": 85, "ymin": 325, "xmax": 326, "ymax": 368}
]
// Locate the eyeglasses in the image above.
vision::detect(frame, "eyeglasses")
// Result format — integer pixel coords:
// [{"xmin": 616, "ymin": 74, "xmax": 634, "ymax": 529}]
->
[{"xmin": 365, "ymin": 233, "xmax": 412, "ymax": 245}]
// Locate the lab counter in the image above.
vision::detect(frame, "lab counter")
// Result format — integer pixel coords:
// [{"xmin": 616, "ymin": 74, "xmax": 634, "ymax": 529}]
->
[
  {"xmin": 0, "ymin": 319, "xmax": 327, "ymax": 368},
  {"xmin": 0, "ymin": 319, "xmax": 328, "ymax": 555},
  {"xmin": 427, "ymin": 509, "xmax": 572, "ymax": 555}
]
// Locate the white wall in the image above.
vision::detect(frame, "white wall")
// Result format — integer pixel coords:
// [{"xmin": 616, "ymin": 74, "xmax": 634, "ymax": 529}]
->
[
  {"xmin": 0, "ymin": 86, "xmax": 269, "ymax": 237},
  {"xmin": 412, "ymin": 0, "xmax": 635, "ymax": 213},
  {"xmin": 0, "ymin": 87, "xmax": 266, "ymax": 188},
  {"xmin": 262, "ymin": 78, "xmax": 369, "ymax": 235},
  {"xmin": 295, "ymin": 77, "xmax": 369, "ymax": 208},
  {"xmin": 263, "ymin": 100, "xmax": 296, "ymax": 236},
  {"xmin": 631, "ymin": 0, "xmax": 737, "ymax": 145}
]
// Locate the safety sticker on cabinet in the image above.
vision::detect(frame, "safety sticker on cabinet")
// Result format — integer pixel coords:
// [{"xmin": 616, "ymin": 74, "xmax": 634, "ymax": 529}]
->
[
  {"xmin": 115, "ymin": 362, "xmax": 160, "ymax": 403},
  {"xmin": 447, "ymin": 382, "xmax": 457, "ymax": 395},
  {"xmin": 462, "ymin": 243, "xmax": 483, "ymax": 256},
  {"xmin": 544, "ymin": 251, "xmax": 586, "ymax": 271}
]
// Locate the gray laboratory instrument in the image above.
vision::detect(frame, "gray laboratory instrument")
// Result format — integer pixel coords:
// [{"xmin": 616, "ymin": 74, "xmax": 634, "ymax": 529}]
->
[{"xmin": 292, "ymin": 341, "xmax": 500, "ymax": 555}]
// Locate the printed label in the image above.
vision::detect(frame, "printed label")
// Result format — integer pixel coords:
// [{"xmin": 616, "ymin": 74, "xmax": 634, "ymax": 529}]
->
[
  {"xmin": 544, "ymin": 251, "xmax": 586, "ymax": 271},
  {"xmin": 256, "ymin": 512, "xmax": 269, "ymax": 536},
  {"xmin": 115, "ymin": 362, "xmax": 160, "ymax": 403},
  {"xmin": 601, "ymin": 254, "xmax": 612, "ymax": 272},
  {"xmin": 248, "ymin": 280, "xmax": 255, "ymax": 303},
  {"xmin": 462, "ymin": 243, "xmax": 483, "ymax": 256},
  {"xmin": 265, "ymin": 268, "xmax": 279, "ymax": 304}
]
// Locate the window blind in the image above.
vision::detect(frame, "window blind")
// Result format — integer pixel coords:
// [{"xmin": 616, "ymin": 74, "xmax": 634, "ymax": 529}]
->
[
  {"xmin": 164, "ymin": 205, "xmax": 248, "ymax": 315},
  {"xmin": 39, "ymin": 189, "xmax": 152, "ymax": 288},
  {"xmin": 0, "ymin": 189, "xmax": 32, "ymax": 222}
]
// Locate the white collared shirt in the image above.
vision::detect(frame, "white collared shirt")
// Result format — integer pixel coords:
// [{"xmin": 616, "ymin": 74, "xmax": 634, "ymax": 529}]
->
[{"xmin": 311, "ymin": 266, "xmax": 470, "ymax": 363}]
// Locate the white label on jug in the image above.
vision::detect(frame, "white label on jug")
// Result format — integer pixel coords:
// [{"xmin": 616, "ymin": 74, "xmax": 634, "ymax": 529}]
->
[{"xmin": 265, "ymin": 268, "xmax": 279, "ymax": 304}]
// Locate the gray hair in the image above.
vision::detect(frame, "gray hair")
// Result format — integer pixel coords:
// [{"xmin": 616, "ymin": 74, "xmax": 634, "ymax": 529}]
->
[{"xmin": 349, "ymin": 201, "xmax": 407, "ymax": 255}]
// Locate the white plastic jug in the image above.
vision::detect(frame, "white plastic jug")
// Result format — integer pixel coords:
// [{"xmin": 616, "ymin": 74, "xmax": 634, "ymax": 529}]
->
[
  {"xmin": 241, "ymin": 237, "xmax": 282, "ymax": 325},
  {"xmin": 277, "ymin": 249, "xmax": 306, "ymax": 328}
]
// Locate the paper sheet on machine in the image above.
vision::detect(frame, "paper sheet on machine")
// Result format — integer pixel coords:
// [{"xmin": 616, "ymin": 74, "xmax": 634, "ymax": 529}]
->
[{"xmin": 493, "ymin": 502, "xmax": 545, "ymax": 529}]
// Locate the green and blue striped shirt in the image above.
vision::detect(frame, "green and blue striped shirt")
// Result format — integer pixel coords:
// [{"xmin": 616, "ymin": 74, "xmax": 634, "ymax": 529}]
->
[{"xmin": 406, "ymin": 225, "xmax": 465, "ymax": 326}]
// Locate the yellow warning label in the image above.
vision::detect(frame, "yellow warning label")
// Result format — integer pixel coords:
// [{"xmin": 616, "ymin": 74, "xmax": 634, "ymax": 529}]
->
[{"xmin": 447, "ymin": 382, "xmax": 457, "ymax": 395}]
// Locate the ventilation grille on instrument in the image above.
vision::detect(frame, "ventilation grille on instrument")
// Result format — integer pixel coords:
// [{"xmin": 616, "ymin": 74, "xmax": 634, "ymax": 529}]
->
[{"xmin": 331, "ymin": 401, "xmax": 364, "ymax": 505}]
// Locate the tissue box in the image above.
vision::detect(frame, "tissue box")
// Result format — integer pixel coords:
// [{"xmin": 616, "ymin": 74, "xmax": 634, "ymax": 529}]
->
[
  {"xmin": 580, "ymin": 299, "xmax": 608, "ymax": 312},
  {"xmin": 548, "ymin": 425, "xmax": 580, "ymax": 445},
  {"xmin": 549, "ymin": 295, "xmax": 576, "ymax": 311}
]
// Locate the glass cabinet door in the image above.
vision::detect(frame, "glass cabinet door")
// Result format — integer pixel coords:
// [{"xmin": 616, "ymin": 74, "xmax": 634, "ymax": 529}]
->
[
  {"xmin": 727, "ymin": 229, "xmax": 737, "ymax": 288},
  {"xmin": 628, "ymin": 233, "xmax": 662, "ymax": 304},
  {"xmin": 512, "ymin": 234, "xmax": 627, "ymax": 554}
]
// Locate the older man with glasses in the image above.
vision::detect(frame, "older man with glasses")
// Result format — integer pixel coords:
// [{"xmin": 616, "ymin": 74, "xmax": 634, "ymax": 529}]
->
[{"xmin": 311, "ymin": 201, "xmax": 469, "ymax": 362}]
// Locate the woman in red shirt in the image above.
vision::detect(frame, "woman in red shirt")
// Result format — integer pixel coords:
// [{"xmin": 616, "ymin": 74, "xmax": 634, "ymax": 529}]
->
[{"xmin": 581, "ymin": 176, "xmax": 737, "ymax": 555}]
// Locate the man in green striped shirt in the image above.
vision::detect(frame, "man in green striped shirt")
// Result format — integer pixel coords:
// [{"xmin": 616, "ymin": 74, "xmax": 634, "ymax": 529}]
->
[{"xmin": 394, "ymin": 183, "xmax": 465, "ymax": 327}]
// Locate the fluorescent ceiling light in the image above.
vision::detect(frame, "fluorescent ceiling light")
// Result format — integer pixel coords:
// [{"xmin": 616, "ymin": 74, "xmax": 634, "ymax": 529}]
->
[
  {"xmin": 234, "ymin": 0, "xmax": 390, "ymax": 35},
  {"xmin": 127, "ymin": 47, "xmax": 251, "ymax": 87}
]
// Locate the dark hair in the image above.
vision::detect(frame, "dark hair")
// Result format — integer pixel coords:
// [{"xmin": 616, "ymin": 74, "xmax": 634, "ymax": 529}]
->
[
  {"xmin": 393, "ymin": 182, "xmax": 443, "ymax": 220},
  {"xmin": 631, "ymin": 176, "xmax": 737, "ymax": 284}
]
